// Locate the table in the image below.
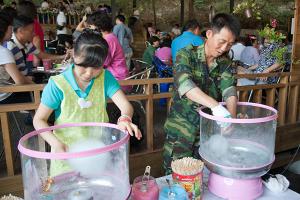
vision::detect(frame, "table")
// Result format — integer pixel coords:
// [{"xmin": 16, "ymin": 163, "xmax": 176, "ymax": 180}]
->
[
  {"xmin": 32, "ymin": 68, "xmax": 62, "ymax": 83},
  {"xmin": 156, "ymin": 167, "xmax": 300, "ymax": 200}
]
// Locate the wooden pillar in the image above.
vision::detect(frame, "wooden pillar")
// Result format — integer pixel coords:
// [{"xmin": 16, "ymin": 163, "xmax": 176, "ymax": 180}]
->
[
  {"xmin": 180, "ymin": 0, "xmax": 184, "ymax": 27},
  {"xmin": 152, "ymin": 0, "xmax": 157, "ymax": 27},
  {"xmin": 291, "ymin": 0, "xmax": 300, "ymax": 123},
  {"xmin": 188, "ymin": 0, "xmax": 194, "ymax": 20},
  {"xmin": 0, "ymin": 113, "xmax": 14, "ymax": 176},
  {"xmin": 230, "ymin": 0, "xmax": 234, "ymax": 13},
  {"xmin": 146, "ymin": 82, "xmax": 154, "ymax": 151}
]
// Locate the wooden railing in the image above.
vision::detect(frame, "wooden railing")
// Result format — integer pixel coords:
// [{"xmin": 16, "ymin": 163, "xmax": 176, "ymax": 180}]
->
[
  {"xmin": 1, "ymin": 72, "xmax": 300, "ymax": 196},
  {"xmin": 37, "ymin": 12, "xmax": 84, "ymax": 27}
]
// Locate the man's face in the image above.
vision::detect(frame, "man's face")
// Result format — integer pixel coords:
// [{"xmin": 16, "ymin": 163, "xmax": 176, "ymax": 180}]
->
[
  {"xmin": 206, "ymin": 28, "xmax": 236, "ymax": 58},
  {"xmin": 18, "ymin": 24, "xmax": 34, "ymax": 43}
]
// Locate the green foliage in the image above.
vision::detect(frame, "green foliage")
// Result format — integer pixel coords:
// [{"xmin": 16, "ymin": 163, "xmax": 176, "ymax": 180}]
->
[
  {"xmin": 271, "ymin": 46, "xmax": 288, "ymax": 65},
  {"xmin": 195, "ymin": 0, "xmax": 217, "ymax": 9},
  {"xmin": 233, "ymin": 0, "xmax": 261, "ymax": 20},
  {"xmin": 258, "ymin": 25, "xmax": 286, "ymax": 43}
]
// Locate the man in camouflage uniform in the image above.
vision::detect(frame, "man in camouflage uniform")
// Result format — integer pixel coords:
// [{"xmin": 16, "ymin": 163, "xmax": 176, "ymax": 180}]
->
[{"xmin": 163, "ymin": 13, "xmax": 240, "ymax": 174}]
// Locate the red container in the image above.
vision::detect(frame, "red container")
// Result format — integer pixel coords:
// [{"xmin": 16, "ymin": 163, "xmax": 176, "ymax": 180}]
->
[{"xmin": 172, "ymin": 171, "xmax": 203, "ymax": 200}]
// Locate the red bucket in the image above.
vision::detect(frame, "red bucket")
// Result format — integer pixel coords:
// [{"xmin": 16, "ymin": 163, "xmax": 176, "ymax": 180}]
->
[{"xmin": 172, "ymin": 171, "xmax": 203, "ymax": 200}]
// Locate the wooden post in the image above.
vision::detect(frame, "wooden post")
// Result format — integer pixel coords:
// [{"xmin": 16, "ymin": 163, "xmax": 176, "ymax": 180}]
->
[
  {"xmin": 152, "ymin": 0, "xmax": 157, "ymax": 27},
  {"xmin": 145, "ymin": 82, "xmax": 154, "ymax": 151},
  {"xmin": 288, "ymin": 85, "xmax": 299, "ymax": 123},
  {"xmin": 266, "ymin": 88, "xmax": 276, "ymax": 107},
  {"xmin": 278, "ymin": 76, "xmax": 289, "ymax": 125},
  {"xmin": 239, "ymin": 90, "xmax": 249, "ymax": 102},
  {"xmin": 188, "ymin": 0, "xmax": 194, "ymax": 20},
  {"xmin": 180, "ymin": 0, "xmax": 184, "ymax": 27},
  {"xmin": 291, "ymin": 0, "xmax": 300, "ymax": 117},
  {"xmin": 253, "ymin": 89, "xmax": 262, "ymax": 103},
  {"xmin": 229, "ymin": 0, "xmax": 234, "ymax": 13},
  {"xmin": 0, "ymin": 113, "xmax": 14, "ymax": 176}
]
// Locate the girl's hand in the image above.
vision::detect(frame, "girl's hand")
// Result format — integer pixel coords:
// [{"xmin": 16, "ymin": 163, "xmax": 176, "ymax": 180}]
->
[
  {"xmin": 117, "ymin": 116, "xmax": 142, "ymax": 140},
  {"xmin": 51, "ymin": 141, "xmax": 68, "ymax": 153}
]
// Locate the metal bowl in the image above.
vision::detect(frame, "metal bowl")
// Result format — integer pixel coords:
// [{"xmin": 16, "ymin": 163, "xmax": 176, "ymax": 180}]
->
[{"xmin": 199, "ymin": 140, "xmax": 275, "ymax": 179}]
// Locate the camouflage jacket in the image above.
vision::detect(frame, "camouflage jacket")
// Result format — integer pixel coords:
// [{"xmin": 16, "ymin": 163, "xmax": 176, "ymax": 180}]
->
[{"xmin": 165, "ymin": 44, "xmax": 237, "ymax": 133}]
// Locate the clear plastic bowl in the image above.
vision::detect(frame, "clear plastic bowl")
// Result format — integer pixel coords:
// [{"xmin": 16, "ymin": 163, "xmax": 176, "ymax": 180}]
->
[{"xmin": 18, "ymin": 122, "xmax": 131, "ymax": 200}]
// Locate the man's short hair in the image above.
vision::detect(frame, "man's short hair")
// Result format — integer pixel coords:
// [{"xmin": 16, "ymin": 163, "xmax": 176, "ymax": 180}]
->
[
  {"xmin": 183, "ymin": 19, "xmax": 201, "ymax": 32},
  {"xmin": 211, "ymin": 13, "xmax": 241, "ymax": 38},
  {"xmin": 116, "ymin": 14, "xmax": 125, "ymax": 23},
  {"xmin": 148, "ymin": 36, "xmax": 160, "ymax": 45},
  {"xmin": 13, "ymin": 15, "xmax": 34, "ymax": 33},
  {"xmin": 87, "ymin": 11, "xmax": 113, "ymax": 32},
  {"xmin": 17, "ymin": 1, "xmax": 37, "ymax": 20}
]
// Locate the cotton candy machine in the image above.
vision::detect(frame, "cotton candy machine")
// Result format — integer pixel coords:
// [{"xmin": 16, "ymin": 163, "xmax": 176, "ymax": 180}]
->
[
  {"xmin": 198, "ymin": 102, "xmax": 277, "ymax": 200},
  {"xmin": 18, "ymin": 122, "xmax": 130, "ymax": 200}
]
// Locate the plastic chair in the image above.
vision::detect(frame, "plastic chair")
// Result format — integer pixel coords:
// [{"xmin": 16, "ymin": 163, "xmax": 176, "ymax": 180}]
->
[
  {"xmin": 127, "ymin": 59, "xmax": 155, "ymax": 94},
  {"xmin": 152, "ymin": 56, "xmax": 173, "ymax": 78},
  {"xmin": 152, "ymin": 56, "xmax": 173, "ymax": 106}
]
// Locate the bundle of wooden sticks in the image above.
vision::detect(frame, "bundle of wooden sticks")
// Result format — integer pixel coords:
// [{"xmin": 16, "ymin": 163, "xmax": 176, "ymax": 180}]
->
[{"xmin": 171, "ymin": 157, "xmax": 204, "ymax": 176}]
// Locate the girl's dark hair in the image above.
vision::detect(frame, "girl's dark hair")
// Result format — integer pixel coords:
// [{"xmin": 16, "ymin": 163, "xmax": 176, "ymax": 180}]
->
[
  {"xmin": 13, "ymin": 15, "xmax": 34, "ymax": 33},
  {"xmin": 74, "ymin": 30, "xmax": 109, "ymax": 68},
  {"xmin": 0, "ymin": 12, "xmax": 13, "ymax": 42},
  {"xmin": 17, "ymin": 1, "xmax": 37, "ymax": 20}
]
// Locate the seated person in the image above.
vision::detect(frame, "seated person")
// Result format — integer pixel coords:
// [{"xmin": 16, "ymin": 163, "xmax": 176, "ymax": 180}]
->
[
  {"xmin": 0, "ymin": 12, "xmax": 34, "ymax": 104},
  {"xmin": 17, "ymin": 1, "xmax": 45, "ymax": 68},
  {"xmin": 238, "ymin": 38, "xmax": 282, "ymax": 86},
  {"xmin": 240, "ymin": 35, "xmax": 260, "ymax": 66},
  {"xmin": 155, "ymin": 37, "xmax": 172, "ymax": 66},
  {"xmin": 5, "ymin": 15, "xmax": 68, "ymax": 78},
  {"xmin": 142, "ymin": 36, "xmax": 160, "ymax": 66}
]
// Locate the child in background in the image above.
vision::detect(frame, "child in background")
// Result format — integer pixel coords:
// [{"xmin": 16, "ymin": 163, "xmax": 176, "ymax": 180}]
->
[
  {"xmin": 33, "ymin": 30, "xmax": 141, "ymax": 176},
  {"xmin": 143, "ymin": 36, "xmax": 160, "ymax": 66}
]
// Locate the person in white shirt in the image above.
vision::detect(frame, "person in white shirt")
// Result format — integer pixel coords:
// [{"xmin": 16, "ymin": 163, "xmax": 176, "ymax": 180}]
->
[
  {"xmin": 56, "ymin": 6, "xmax": 68, "ymax": 35},
  {"xmin": 171, "ymin": 23, "xmax": 181, "ymax": 37},
  {"xmin": 41, "ymin": 0, "xmax": 49, "ymax": 10},
  {"xmin": 0, "ymin": 12, "xmax": 34, "ymax": 104}
]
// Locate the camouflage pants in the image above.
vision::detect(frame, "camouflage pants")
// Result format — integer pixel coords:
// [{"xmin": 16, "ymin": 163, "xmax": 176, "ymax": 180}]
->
[{"xmin": 163, "ymin": 117, "xmax": 200, "ymax": 175}]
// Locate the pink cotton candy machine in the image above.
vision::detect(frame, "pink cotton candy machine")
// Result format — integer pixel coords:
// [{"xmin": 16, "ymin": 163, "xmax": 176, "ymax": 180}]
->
[
  {"xmin": 198, "ymin": 102, "xmax": 278, "ymax": 200},
  {"xmin": 18, "ymin": 122, "xmax": 131, "ymax": 200}
]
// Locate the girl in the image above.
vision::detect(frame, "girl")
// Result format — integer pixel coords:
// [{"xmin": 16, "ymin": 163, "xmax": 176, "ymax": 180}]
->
[{"xmin": 33, "ymin": 30, "xmax": 141, "ymax": 176}]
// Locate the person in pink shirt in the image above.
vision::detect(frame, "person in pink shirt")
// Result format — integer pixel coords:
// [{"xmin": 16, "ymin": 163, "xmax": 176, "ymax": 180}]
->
[
  {"xmin": 155, "ymin": 37, "xmax": 172, "ymax": 66},
  {"xmin": 17, "ymin": 1, "xmax": 45, "ymax": 67},
  {"xmin": 87, "ymin": 11, "xmax": 129, "ymax": 81}
]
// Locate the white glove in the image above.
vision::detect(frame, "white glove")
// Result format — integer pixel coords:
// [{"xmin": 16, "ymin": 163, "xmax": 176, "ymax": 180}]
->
[
  {"xmin": 263, "ymin": 174, "xmax": 290, "ymax": 193},
  {"xmin": 211, "ymin": 104, "xmax": 231, "ymax": 118},
  {"xmin": 211, "ymin": 104, "xmax": 232, "ymax": 129}
]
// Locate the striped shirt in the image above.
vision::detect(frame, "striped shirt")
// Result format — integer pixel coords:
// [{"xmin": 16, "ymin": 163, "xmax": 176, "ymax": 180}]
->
[{"xmin": 5, "ymin": 34, "xmax": 40, "ymax": 75}]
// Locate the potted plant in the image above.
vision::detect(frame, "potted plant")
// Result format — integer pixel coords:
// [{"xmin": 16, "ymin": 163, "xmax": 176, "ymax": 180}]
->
[
  {"xmin": 233, "ymin": 0, "xmax": 262, "ymax": 20},
  {"xmin": 258, "ymin": 25, "xmax": 287, "ymax": 65}
]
